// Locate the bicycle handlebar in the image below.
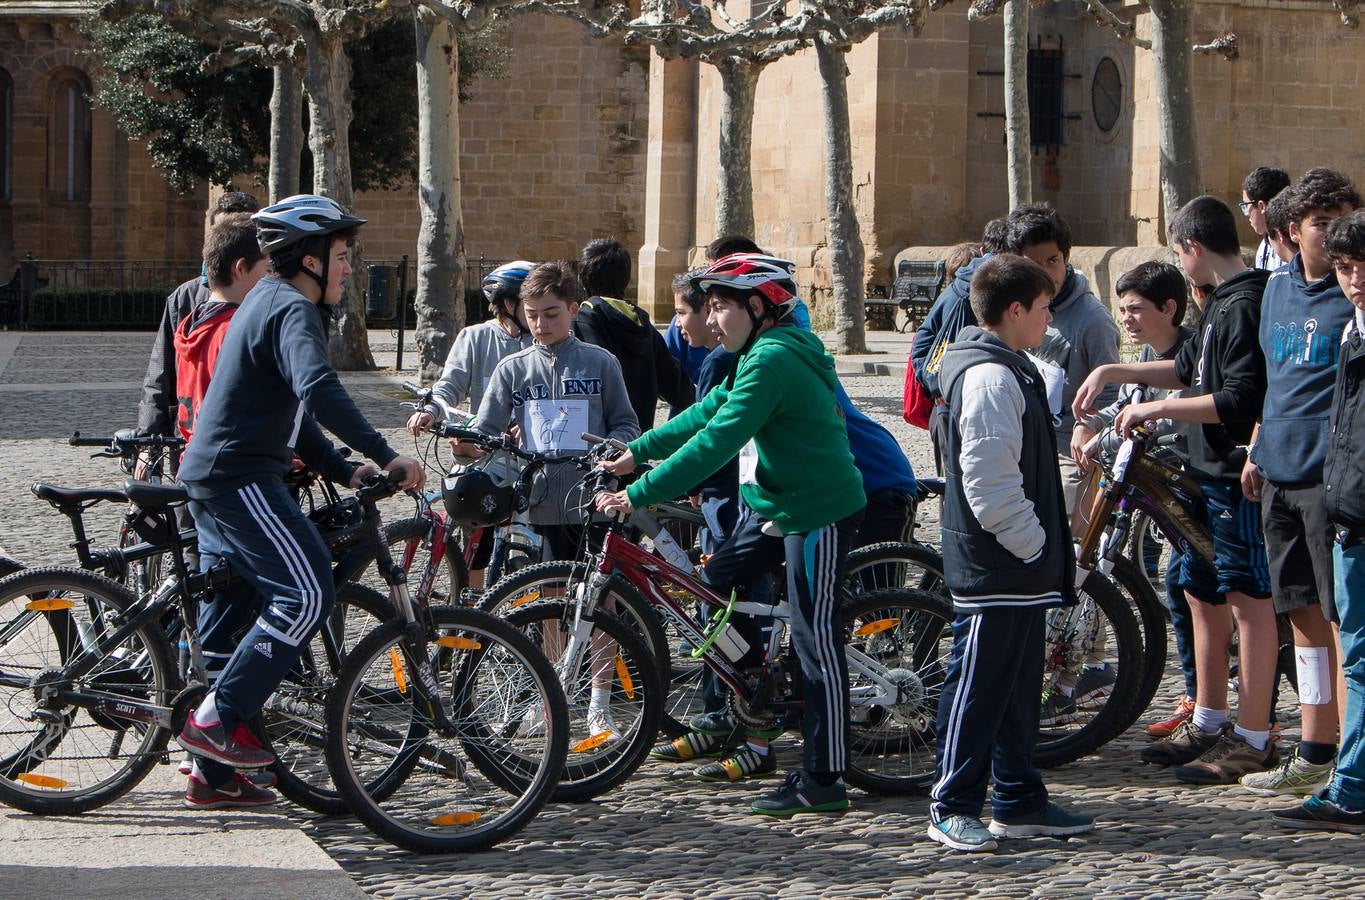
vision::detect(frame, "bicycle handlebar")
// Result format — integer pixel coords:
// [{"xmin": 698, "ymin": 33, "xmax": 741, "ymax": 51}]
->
[{"xmin": 70, "ymin": 431, "xmax": 185, "ymax": 451}]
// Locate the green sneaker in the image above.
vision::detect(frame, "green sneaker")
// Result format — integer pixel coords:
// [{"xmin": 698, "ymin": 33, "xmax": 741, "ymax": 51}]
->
[
  {"xmin": 695, "ymin": 746, "xmax": 777, "ymax": 782},
  {"xmin": 1239, "ymin": 747, "xmax": 1334, "ymax": 796},
  {"xmin": 750, "ymin": 770, "xmax": 848, "ymax": 816},
  {"xmin": 650, "ymin": 731, "xmax": 726, "ymax": 762},
  {"xmin": 689, "ymin": 711, "xmax": 737, "ymax": 736},
  {"xmin": 927, "ymin": 814, "xmax": 997, "ymax": 852}
]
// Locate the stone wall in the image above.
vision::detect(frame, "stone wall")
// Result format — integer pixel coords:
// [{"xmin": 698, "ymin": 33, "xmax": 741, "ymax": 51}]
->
[
  {"xmin": 0, "ymin": 17, "xmax": 206, "ymax": 274},
  {"xmin": 358, "ymin": 15, "xmax": 650, "ymax": 272}
]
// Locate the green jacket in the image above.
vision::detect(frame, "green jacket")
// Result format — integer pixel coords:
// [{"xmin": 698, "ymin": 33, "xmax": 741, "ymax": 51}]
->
[{"xmin": 625, "ymin": 326, "xmax": 864, "ymax": 534}]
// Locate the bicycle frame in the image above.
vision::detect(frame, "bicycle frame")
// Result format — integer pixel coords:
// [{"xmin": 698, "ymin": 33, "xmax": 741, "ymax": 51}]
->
[
  {"xmin": 1075, "ymin": 434, "xmax": 1216, "ymax": 576},
  {"xmin": 562, "ymin": 524, "xmax": 910, "ymax": 721}
]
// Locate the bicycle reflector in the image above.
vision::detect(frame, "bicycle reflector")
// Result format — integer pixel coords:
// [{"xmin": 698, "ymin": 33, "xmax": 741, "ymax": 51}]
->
[{"xmin": 441, "ymin": 469, "xmax": 513, "ymax": 528}]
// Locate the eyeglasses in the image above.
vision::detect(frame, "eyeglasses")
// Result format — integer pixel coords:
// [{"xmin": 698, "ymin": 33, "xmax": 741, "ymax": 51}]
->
[{"xmin": 1237, "ymin": 200, "xmax": 1254, "ymax": 215}]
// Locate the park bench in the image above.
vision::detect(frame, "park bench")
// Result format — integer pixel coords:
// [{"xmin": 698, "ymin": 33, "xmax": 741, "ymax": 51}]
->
[{"xmin": 866, "ymin": 259, "xmax": 943, "ymax": 333}]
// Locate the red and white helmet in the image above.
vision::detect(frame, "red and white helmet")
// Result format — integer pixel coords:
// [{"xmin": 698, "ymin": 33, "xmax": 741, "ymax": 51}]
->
[{"xmin": 692, "ymin": 253, "xmax": 799, "ymax": 311}]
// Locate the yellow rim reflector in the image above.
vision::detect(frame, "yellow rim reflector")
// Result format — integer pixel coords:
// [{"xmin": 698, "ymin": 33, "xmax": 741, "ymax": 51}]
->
[
  {"xmin": 26, "ymin": 598, "xmax": 75, "ymax": 612},
  {"xmin": 17, "ymin": 772, "xmax": 69, "ymax": 789},
  {"xmin": 854, "ymin": 618, "xmax": 901, "ymax": 637},
  {"xmin": 389, "ymin": 648, "xmax": 408, "ymax": 693},
  {"xmin": 436, "ymin": 635, "xmax": 481, "ymax": 650},
  {"xmin": 510, "ymin": 591, "xmax": 542, "ymax": 608},
  {"xmin": 431, "ymin": 811, "xmax": 482, "ymax": 827},
  {"xmin": 614, "ymin": 657, "xmax": 635, "ymax": 699},
  {"xmin": 572, "ymin": 732, "xmax": 612, "ymax": 753}
]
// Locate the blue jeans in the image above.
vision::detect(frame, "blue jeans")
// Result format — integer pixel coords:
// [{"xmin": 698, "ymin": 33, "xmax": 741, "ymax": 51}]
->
[
  {"xmin": 1165, "ymin": 551, "xmax": 1198, "ymax": 698},
  {"xmin": 1327, "ymin": 542, "xmax": 1365, "ymax": 809}
]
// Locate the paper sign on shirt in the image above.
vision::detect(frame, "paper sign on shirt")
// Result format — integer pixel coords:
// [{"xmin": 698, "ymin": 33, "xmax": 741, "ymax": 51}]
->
[
  {"xmin": 738, "ymin": 439, "xmax": 759, "ymax": 485},
  {"xmin": 525, "ymin": 399, "xmax": 589, "ymax": 452},
  {"xmin": 1025, "ymin": 352, "xmax": 1066, "ymax": 417}
]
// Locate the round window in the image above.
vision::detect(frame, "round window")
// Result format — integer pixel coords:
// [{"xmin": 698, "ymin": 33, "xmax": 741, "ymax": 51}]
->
[{"xmin": 1091, "ymin": 57, "xmax": 1122, "ymax": 133}]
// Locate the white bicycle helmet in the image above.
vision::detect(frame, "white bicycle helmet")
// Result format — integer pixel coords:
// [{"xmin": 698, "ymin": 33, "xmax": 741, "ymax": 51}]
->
[
  {"xmin": 253, "ymin": 194, "xmax": 367, "ymax": 257},
  {"xmin": 691, "ymin": 253, "xmax": 799, "ymax": 310}
]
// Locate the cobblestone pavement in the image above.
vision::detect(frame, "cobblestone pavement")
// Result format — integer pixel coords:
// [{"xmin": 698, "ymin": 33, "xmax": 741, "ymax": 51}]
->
[{"xmin": 2, "ymin": 331, "xmax": 1363, "ymax": 898}]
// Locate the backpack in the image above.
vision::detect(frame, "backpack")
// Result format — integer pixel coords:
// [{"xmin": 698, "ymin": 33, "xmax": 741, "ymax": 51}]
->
[{"xmin": 902, "ymin": 290, "xmax": 974, "ymax": 430}]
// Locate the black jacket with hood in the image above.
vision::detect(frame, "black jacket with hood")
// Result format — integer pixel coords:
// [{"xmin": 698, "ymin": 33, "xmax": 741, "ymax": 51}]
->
[
  {"xmin": 939, "ymin": 326, "xmax": 1076, "ymax": 613},
  {"xmin": 1172, "ymin": 268, "xmax": 1270, "ymax": 482},
  {"xmin": 573, "ymin": 296, "xmax": 694, "ymax": 430}
]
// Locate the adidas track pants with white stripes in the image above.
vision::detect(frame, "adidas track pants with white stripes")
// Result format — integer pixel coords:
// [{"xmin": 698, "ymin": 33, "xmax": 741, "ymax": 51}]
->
[
  {"xmin": 784, "ymin": 509, "xmax": 862, "ymax": 777},
  {"xmin": 929, "ymin": 606, "xmax": 1048, "ymax": 821},
  {"xmin": 189, "ymin": 477, "xmax": 335, "ymax": 734}
]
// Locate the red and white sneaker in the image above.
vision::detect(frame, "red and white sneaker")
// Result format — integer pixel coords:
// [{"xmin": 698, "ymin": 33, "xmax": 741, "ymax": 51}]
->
[
  {"xmin": 183, "ymin": 773, "xmax": 278, "ymax": 810},
  {"xmin": 1146, "ymin": 695, "xmax": 1195, "ymax": 739},
  {"xmin": 177, "ymin": 713, "xmax": 275, "ymax": 769}
]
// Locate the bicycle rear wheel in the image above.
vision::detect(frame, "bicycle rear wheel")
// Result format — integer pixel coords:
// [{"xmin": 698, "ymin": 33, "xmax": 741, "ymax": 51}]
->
[
  {"xmin": 326, "ymin": 606, "xmax": 568, "ymax": 854},
  {"xmin": 0, "ymin": 568, "xmax": 175, "ymax": 814},
  {"xmin": 842, "ymin": 588, "xmax": 953, "ymax": 795},
  {"xmin": 1034, "ymin": 571, "xmax": 1143, "ymax": 768},
  {"xmin": 841, "ymin": 541, "xmax": 946, "ymax": 598},
  {"xmin": 257, "ymin": 582, "xmax": 392, "ymax": 814}
]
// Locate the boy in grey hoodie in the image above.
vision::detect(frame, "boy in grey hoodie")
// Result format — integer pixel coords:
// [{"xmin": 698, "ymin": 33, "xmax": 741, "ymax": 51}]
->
[
  {"xmin": 1007, "ymin": 203, "xmax": 1121, "ymax": 513},
  {"xmin": 472, "ymin": 261, "xmax": 640, "ymax": 561}
]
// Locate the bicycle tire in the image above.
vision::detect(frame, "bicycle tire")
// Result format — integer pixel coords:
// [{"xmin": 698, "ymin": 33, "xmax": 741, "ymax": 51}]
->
[
  {"xmin": 841, "ymin": 541, "xmax": 946, "ymax": 598},
  {"xmin": 0, "ymin": 567, "xmax": 175, "ymax": 815},
  {"xmin": 841, "ymin": 588, "xmax": 954, "ymax": 795},
  {"xmin": 1034, "ymin": 571, "xmax": 1144, "ymax": 768},
  {"xmin": 258, "ymin": 582, "xmax": 393, "ymax": 815},
  {"xmin": 1105, "ymin": 554, "xmax": 1168, "ymax": 734},
  {"xmin": 479, "ymin": 562, "xmax": 678, "ymax": 735},
  {"xmin": 376, "ymin": 516, "xmax": 469, "ymax": 607},
  {"xmin": 500, "ymin": 602, "xmax": 663, "ymax": 802},
  {"xmin": 325, "ymin": 606, "xmax": 569, "ymax": 854},
  {"xmin": 486, "ymin": 536, "xmax": 539, "ymax": 586}
]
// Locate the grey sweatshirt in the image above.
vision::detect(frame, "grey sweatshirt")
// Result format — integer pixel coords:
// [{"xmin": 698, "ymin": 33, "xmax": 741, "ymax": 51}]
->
[
  {"xmin": 1031, "ymin": 268, "xmax": 1122, "ymax": 445},
  {"xmin": 473, "ymin": 334, "xmax": 640, "ymax": 525},
  {"xmin": 1081, "ymin": 326, "xmax": 1193, "ymax": 460},
  {"xmin": 427, "ymin": 319, "xmax": 531, "ymax": 421}
]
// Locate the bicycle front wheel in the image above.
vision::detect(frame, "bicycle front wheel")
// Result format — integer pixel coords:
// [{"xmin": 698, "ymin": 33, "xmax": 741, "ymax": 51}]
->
[
  {"xmin": 0, "ymin": 568, "xmax": 175, "ymax": 814},
  {"xmin": 325, "ymin": 606, "xmax": 568, "ymax": 854}
]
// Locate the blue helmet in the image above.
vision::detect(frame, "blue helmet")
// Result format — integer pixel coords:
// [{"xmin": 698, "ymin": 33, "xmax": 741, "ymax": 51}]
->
[{"xmin": 482, "ymin": 260, "xmax": 535, "ymax": 307}]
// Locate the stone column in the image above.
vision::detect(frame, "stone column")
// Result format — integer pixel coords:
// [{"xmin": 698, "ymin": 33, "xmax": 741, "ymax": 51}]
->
[{"xmin": 636, "ymin": 51, "xmax": 698, "ymax": 322}]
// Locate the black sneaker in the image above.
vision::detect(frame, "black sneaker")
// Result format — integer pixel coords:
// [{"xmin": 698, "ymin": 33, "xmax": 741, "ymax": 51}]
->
[
  {"xmin": 1273, "ymin": 795, "xmax": 1365, "ymax": 834},
  {"xmin": 177, "ymin": 713, "xmax": 276, "ymax": 769},
  {"xmin": 183, "ymin": 773, "xmax": 278, "ymax": 810},
  {"xmin": 750, "ymin": 770, "xmax": 849, "ymax": 817},
  {"xmin": 1139, "ymin": 719, "xmax": 1225, "ymax": 767}
]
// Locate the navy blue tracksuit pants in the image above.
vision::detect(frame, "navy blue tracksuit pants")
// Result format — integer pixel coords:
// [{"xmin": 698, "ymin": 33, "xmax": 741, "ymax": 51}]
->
[
  {"xmin": 188, "ymin": 477, "xmax": 335, "ymax": 784},
  {"xmin": 930, "ymin": 605, "xmax": 1049, "ymax": 821}
]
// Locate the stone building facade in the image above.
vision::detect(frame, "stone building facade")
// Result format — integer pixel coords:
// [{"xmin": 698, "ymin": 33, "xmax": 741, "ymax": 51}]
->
[
  {"xmin": 3, "ymin": 1, "xmax": 1362, "ymax": 324},
  {"xmin": 636, "ymin": 0, "xmax": 1365, "ymax": 316}
]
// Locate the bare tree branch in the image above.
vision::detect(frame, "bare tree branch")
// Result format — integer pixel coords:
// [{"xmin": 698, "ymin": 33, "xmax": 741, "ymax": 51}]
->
[
  {"xmin": 1074, "ymin": 0, "xmax": 1151, "ymax": 49},
  {"xmin": 1334, "ymin": 0, "xmax": 1359, "ymax": 28}
]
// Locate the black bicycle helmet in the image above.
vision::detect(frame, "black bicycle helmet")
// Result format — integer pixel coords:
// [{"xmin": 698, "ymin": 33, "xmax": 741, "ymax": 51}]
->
[{"xmin": 442, "ymin": 469, "xmax": 514, "ymax": 527}]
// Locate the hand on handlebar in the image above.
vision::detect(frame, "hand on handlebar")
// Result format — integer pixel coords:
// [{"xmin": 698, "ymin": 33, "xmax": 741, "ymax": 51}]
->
[
  {"xmin": 599, "ymin": 448, "xmax": 636, "ymax": 476},
  {"xmin": 386, "ymin": 455, "xmax": 426, "ymax": 491},
  {"xmin": 350, "ymin": 462, "xmax": 382, "ymax": 489},
  {"xmin": 595, "ymin": 489, "xmax": 634, "ymax": 517},
  {"xmin": 1113, "ymin": 400, "xmax": 1161, "ymax": 440},
  {"xmin": 406, "ymin": 410, "xmax": 434, "ymax": 436}
]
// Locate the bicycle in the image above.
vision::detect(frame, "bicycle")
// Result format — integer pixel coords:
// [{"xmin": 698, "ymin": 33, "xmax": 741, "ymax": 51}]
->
[
  {"xmin": 0, "ymin": 470, "xmax": 394, "ymax": 816},
  {"xmin": 484, "ymin": 432, "xmax": 955, "ymax": 798}
]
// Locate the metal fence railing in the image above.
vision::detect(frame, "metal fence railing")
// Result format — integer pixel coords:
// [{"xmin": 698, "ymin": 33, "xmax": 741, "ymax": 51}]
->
[{"xmin": 0, "ymin": 253, "xmax": 505, "ymax": 332}]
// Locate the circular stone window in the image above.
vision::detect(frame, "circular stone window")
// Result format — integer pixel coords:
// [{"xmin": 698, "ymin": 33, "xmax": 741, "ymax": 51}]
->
[{"xmin": 1091, "ymin": 57, "xmax": 1122, "ymax": 133}]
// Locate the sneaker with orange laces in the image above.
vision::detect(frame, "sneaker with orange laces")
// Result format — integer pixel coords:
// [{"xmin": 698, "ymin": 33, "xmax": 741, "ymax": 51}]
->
[{"xmin": 1146, "ymin": 695, "xmax": 1195, "ymax": 739}]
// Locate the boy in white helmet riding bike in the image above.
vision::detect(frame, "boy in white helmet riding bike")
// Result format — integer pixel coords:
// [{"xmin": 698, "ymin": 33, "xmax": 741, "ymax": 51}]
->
[{"xmin": 175, "ymin": 194, "xmax": 424, "ymax": 808}]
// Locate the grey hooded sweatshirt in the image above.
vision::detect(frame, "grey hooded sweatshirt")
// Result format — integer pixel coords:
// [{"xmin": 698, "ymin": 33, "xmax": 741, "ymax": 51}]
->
[
  {"xmin": 1030, "ymin": 267, "xmax": 1122, "ymax": 445},
  {"xmin": 473, "ymin": 334, "xmax": 640, "ymax": 525},
  {"xmin": 426, "ymin": 319, "xmax": 532, "ymax": 421}
]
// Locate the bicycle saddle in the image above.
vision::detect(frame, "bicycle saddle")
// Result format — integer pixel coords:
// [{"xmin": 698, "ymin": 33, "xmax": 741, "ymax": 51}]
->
[
  {"xmin": 917, "ymin": 477, "xmax": 945, "ymax": 498},
  {"xmin": 123, "ymin": 480, "xmax": 190, "ymax": 509},
  {"xmin": 31, "ymin": 483, "xmax": 127, "ymax": 507}
]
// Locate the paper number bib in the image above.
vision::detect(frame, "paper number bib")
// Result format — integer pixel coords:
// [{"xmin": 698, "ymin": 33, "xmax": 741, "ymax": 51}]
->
[
  {"xmin": 525, "ymin": 399, "xmax": 589, "ymax": 452},
  {"xmin": 738, "ymin": 439, "xmax": 759, "ymax": 485}
]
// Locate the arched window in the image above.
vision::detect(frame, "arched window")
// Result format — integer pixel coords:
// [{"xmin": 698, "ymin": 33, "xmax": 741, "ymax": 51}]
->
[
  {"xmin": 48, "ymin": 69, "xmax": 91, "ymax": 204},
  {"xmin": 0, "ymin": 69, "xmax": 12, "ymax": 202}
]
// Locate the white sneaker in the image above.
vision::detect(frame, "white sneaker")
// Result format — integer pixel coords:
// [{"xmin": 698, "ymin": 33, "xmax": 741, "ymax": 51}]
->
[{"xmin": 586, "ymin": 704, "xmax": 621, "ymax": 742}]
